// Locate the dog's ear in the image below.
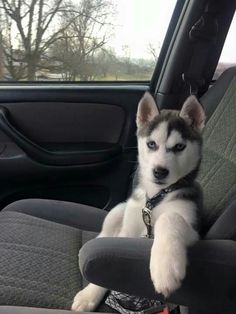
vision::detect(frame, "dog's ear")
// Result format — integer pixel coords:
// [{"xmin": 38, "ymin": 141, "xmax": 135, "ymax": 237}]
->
[
  {"xmin": 180, "ymin": 95, "xmax": 206, "ymax": 131},
  {"xmin": 136, "ymin": 92, "xmax": 159, "ymax": 129}
]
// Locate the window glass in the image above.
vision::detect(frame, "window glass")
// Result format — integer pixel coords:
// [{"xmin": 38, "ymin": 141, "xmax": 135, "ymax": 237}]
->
[
  {"xmin": 214, "ymin": 12, "xmax": 236, "ymax": 80},
  {"xmin": 0, "ymin": 0, "xmax": 177, "ymax": 82}
]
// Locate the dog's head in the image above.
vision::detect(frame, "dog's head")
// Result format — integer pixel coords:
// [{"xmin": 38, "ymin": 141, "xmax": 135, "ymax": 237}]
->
[{"xmin": 136, "ymin": 92, "xmax": 205, "ymax": 190}]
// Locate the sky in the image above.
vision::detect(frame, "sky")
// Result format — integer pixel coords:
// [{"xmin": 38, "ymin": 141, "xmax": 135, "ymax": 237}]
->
[
  {"xmin": 219, "ymin": 11, "xmax": 236, "ymax": 63},
  {"xmin": 109, "ymin": 0, "xmax": 236, "ymax": 63},
  {"xmin": 110, "ymin": 0, "xmax": 177, "ymax": 59}
]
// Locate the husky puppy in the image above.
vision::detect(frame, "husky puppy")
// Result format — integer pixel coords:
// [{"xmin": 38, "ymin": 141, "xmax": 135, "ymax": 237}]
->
[{"xmin": 72, "ymin": 92, "xmax": 205, "ymax": 312}]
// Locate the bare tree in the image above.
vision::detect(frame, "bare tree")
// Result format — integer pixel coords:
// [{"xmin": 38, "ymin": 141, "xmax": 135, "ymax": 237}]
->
[
  {"xmin": 0, "ymin": 0, "xmax": 74, "ymax": 80},
  {"xmin": 147, "ymin": 43, "xmax": 160, "ymax": 61},
  {"xmin": 52, "ymin": 0, "xmax": 115, "ymax": 81}
]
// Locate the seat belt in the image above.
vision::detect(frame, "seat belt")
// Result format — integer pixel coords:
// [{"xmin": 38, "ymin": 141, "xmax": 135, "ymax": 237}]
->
[{"xmin": 182, "ymin": 5, "xmax": 218, "ymax": 96}]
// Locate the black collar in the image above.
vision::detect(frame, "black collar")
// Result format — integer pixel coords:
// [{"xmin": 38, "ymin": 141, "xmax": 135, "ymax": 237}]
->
[
  {"xmin": 142, "ymin": 178, "xmax": 190, "ymax": 238},
  {"xmin": 146, "ymin": 178, "xmax": 190, "ymax": 210}
]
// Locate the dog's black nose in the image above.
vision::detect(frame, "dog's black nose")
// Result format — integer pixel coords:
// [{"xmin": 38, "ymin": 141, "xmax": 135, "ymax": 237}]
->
[{"xmin": 153, "ymin": 167, "xmax": 169, "ymax": 180}]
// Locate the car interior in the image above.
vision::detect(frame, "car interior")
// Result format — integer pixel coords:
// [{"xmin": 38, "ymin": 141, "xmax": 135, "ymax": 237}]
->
[{"xmin": 0, "ymin": 0, "xmax": 235, "ymax": 313}]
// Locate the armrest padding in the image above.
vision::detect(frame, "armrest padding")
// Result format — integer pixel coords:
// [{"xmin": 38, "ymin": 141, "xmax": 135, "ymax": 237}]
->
[{"xmin": 80, "ymin": 237, "xmax": 236, "ymax": 311}]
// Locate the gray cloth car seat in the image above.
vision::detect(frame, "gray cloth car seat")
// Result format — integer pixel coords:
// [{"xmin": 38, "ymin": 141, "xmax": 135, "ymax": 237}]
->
[
  {"xmin": 198, "ymin": 68, "xmax": 236, "ymax": 232},
  {"xmin": 0, "ymin": 200, "xmax": 103, "ymax": 310},
  {"xmin": 0, "ymin": 67, "xmax": 235, "ymax": 312},
  {"xmin": 0, "ymin": 197, "xmax": 116, "ymax": 312}
]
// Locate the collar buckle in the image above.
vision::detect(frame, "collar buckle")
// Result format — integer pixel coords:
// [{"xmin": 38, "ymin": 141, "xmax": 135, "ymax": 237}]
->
[
  {"xmin": 142, "ymin": 207, "xmax": 152, "ymax": 226},
  {"xmin": 142, "ymin": 179, "xmax": 189, "ymax": 238}
]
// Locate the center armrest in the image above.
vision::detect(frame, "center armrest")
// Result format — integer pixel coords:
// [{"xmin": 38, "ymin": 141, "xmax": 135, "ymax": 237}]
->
[{"xmin": 79, "ymin": 237, "xmax": 236, "ymax": 312}]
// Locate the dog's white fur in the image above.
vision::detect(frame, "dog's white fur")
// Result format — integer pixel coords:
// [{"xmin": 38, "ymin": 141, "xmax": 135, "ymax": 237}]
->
[{"xmin": 72, "ymin": 92, "xmax": 205, "ymax": 312}]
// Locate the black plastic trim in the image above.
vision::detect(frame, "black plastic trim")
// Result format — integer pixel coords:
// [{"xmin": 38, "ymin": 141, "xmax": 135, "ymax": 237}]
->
[
  {"xmin": 0, "ymin": 81, "xmax": 150, "ymax": 86},
  {"xmin": 150, "ymin": 0, "xmax": 186, "ymax": 93}
]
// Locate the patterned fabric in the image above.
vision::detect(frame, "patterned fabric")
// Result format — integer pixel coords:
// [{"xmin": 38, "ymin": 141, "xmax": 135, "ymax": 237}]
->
[
  {"xmin": 198, "ymin": 76, "xmax": 236, "ymax": 231},
  {"xmin": 0, "ymin": 211, "xmax": 97, "ymax": 309},
  {"xmin": 105, "ymin": 291, "xmax": 166, "ymax": 314}
]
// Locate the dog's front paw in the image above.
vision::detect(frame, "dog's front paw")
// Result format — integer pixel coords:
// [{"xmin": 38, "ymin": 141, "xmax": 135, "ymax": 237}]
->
[
  {"xmin": 71, "ymin": 287, "xmax": 98, "ymax": 312},
  {"xmin": 150, "ymin": 242, "xmax": 186, "ymax": 297}
]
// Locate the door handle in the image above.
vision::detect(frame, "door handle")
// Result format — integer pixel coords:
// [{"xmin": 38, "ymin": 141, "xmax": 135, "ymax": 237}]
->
[{"xmin": 0, "ymin": 107, "xmax": 121, "ymax": 166}]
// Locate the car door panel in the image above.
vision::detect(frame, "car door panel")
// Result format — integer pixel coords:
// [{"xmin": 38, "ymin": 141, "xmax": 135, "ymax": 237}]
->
[{"xmin": 0, "ymin": 86, "xmax": 147, "ymax": 210}]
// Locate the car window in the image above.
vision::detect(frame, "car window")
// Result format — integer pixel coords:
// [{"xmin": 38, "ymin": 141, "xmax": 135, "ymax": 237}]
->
[
  {"xmin": 214, "ymin": 12, "xmax": 236, "ymax": 80},
  {"xmin": 0, "ymin": 0, "xmax": 177, "ymax": 82}
]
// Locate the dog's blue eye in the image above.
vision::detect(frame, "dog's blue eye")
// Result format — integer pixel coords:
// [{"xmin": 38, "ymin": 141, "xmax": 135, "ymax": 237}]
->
[
  {"xmin": 147, "ymin": 141, "xmax": 157, "ymax": 150},
  {"xmin": 174, "ymin": 143, "xmax": 186, "ymax": 152}
]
